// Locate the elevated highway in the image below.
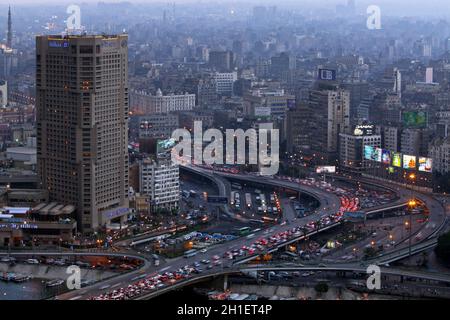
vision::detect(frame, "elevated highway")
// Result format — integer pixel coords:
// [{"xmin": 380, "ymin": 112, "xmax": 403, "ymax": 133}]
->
[
  {"xmin": 0, "ymin": 174, "xmax": 38, "ymax": 184},
  {"xmin": 54, "ymin": 169, "xmax": 346, "ymax": 300},
  {"xmin": 53, "ymin": 168, "xmax": 447, "ymax": 300},
  {"xmin": 0, "ymin": 250, "xmax": 148, "ymax": 261},
  {"xmin": 134, "ymin": 260, "xmax": 450, "ymax": 300}
]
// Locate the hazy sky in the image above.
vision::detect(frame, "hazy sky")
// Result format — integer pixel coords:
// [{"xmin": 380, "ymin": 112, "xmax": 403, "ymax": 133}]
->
[{"xmin": 0, "ymin": 0, "xmax": 450, "ymax": 17}]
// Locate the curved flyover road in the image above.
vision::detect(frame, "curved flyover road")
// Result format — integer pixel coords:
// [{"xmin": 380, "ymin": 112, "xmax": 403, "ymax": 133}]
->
[{"xmin": 55, "ymin": 169, "xmax": 445, "ymax": 300}]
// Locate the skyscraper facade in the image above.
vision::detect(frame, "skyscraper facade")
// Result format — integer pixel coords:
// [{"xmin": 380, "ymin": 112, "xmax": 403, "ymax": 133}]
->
[{"xmin": 36, "ymin": 34, "xmax": 129, "ymax": 232}]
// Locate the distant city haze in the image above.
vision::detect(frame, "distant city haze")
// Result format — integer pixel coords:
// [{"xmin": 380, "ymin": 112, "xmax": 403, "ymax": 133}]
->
[{"xmin": 0, "ymin": 0, "xmax": 449, "ymax": 18}]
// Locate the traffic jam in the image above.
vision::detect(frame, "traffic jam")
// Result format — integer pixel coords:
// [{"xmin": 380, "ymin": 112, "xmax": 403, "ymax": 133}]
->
[
  {"xmin": 89, "ymin": 191, "xmax": 358, "ymax": 300},
  {"xmin": 90, "ymin": 255, "xmax": 223, "ymax": 300}
]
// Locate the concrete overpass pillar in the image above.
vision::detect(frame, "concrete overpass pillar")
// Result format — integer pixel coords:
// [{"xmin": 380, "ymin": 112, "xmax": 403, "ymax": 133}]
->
[{"xmin": 224, "ymin": 274, "xmax": 228, "ymax": 291}]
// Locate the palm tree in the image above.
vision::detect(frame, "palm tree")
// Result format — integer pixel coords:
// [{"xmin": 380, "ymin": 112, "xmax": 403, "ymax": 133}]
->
[
  {"xmin": 315, "ymin": 219, "xmax": 323, "ymax": 231},
  {"xmin": 300, "ymin": 226, "xmax": 308, "ymax": 236}
]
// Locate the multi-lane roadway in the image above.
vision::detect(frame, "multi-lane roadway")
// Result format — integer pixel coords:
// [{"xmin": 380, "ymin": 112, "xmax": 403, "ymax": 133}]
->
[{"xmin": 48, "ymin": 168, "xmax": 448, "ymax": 300}]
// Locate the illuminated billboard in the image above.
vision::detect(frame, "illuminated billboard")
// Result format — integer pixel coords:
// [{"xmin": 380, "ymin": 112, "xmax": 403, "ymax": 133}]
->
[
  {"xmin": 364, "ymin": 145, "xmax": 375, "ymax": 160},
  {"xmin": 382, "ymin": 149, "xmax": 391, "ymax": 165},
  {"xmin": 402, "ymin": 111, "xmax": 428, "ymax": 128},
  {"xmin": 418, "ymin": 157, "xmax": 433, "ymax": 173},
  {"xmin": 48, "ymin": 40, "xmax": 69, "ymax": 48},
  {"xmin": 318, "ymin": 68, "xmax": 337, "ymax": 81},
  {"xmin": 403, "ymin": 155, "xmax": 417, "ymax": 170},
  {"xmin": 374, "ymin": 148, "xmax": 382, "ymax": 162},
  {"xmin": 157, "ymin": 138, "xmax": 176, "ymax": 156},
  {"xmin": 316, "ymin": 166, "xmax": 336, "ymax": 174},
  {"xmin": 392, "ymin": 152, "xmax": 402, "ymax": 167},
  {"xmin": 354, "ymin": 125, "xmax": 374, "ymax": 136}
]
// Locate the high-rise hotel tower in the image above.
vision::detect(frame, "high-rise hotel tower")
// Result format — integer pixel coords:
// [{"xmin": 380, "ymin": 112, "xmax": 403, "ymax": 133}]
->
[{"xmin": 36, "ymin": 35, "xmax": 129, "ymax": 232}]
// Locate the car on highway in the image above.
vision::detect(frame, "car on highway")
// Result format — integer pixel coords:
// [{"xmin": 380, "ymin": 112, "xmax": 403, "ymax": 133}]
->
[
  {"xmin": 0, "ymin": 256, "xmax": 15, "ymax": 263},
  {"xmin": 26, "ymin": 258, "xmax": 39, "ymax": 264},
  {"xmin": 53, "ymin": 259, "xmax": 66, "ymax": 266}
]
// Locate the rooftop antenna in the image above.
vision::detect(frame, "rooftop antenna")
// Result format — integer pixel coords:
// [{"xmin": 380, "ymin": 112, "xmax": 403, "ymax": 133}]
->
[{"xmin": 7, "ymin": 5, "xmax": 12, "ymax": 48}]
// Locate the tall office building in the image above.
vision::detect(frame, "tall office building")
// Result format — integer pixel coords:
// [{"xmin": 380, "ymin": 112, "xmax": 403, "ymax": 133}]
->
[
  {"xmin": 270, "ymin": 52, "xmax": 296, "ymax": 80},
  {"xmin": 429, "ymin": 137, "xmax": 450, "ymax": 174},
  {"xmin": 341, "ymin": 80, "xmax": 369, "ymax": 124},
  {"xmin": 383, "ymin": 126, "xmax": 400, "ymax": 152},
  {"xmin": 393, "ymin": 67, "xmax": 402, "ymax": 100},
  {"xmin": 308, "ymin": 88, "xmax": 351, "ymax": 163},
  {"xmin": 36, "ymin": 34, "xmax": 129, "ymax": 232},
  {"xmin": 0, "ymin": 80, "xmax": 7, "ymax": 107},
  {"xmin": 1, "ymin": 7, "xmax": 14, "ymax": 80},
  {"xmin": 209, "ymin": 50, "xmax": 234, "ymax": 72}
]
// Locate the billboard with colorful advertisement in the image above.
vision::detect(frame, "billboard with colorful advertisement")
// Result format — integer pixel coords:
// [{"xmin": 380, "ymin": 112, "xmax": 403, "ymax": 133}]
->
[
  {"xmin": 402, "ymin": 111, "xmax": 428, "ymax": 128},
  {"xmin": 316, "ymin": 166, "xmax": 336, "ymax": 174},
  {"xmin": 418, "ymin": 157, "xmax": 433, "ymax": 173},
  {"xmin": 392, "ymin": 152, "xmax": 402, "ymax": 167},
  {"xmin": 364, "ymin": 144, "xmax": 431, "ymax": 174},
  {"xmin": 374, "ymin": 148, "xmax": 382, "ymax": 162},
  {"xmin": 157, "ymin": 138, "xmax": 176, "ymax": 157},
  {"xmin": 364, "ymin": 145, "xmax": 375, "ymax": 161},
  {"xmin": 382, "ymin": 149, "xmax": 391, "ymax": 165},
  {"xmin": 403, "ymin": 155, "xmax": 417, "ymax": 170}
]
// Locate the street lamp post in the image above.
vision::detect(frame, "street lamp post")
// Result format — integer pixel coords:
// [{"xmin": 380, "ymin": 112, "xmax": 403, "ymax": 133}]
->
[
  {"xmin": 405, "ymin": 173, "xmax": 416, "ymax": 262},
  {"xmin": 408, "ymin": 173, "xmax": 416, "ymax": 192},
  {"xmin": 407, "ymin": 199, "xmax": 416, "ymax": 261}
]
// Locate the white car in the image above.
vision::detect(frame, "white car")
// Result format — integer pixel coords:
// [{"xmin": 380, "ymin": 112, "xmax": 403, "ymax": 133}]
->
[{"xmin": 26, "ymin": 259, "xmax": 40, "ymax": 264}]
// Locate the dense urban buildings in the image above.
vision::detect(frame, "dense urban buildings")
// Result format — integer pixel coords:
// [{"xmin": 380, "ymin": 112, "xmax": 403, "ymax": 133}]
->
[
  {"xmin": 0, "ymin": 0, "xmax": 449, "ymax": 304},
  {"xmin": 131, "ymin": 89, "xmax": 195, "ymax": 114}
]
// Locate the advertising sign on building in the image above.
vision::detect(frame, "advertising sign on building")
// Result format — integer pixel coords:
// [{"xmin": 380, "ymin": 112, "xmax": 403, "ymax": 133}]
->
[
  {"xmin": 418, "ymin": 157, "xmax": 432, "ymax": 173},
  {"xmin": 316, "ymin": 166, "xmax": 336, "ymax": 174},
  {"xmin": 403, "ymin": 155, "xmax": 417, "ymax": 170},
  {"xmin": 318, "ymin": 68, "xmax": 337, "ymax": 81},
  {"xmin": 254, "ymin": 107, "xmax": 271, "ymax": 117}
]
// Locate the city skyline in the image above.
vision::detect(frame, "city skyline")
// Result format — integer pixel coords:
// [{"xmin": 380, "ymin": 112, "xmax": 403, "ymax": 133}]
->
[{"xmin": 0, "ymin": 0, "xmax": 449, "ymax": 305}]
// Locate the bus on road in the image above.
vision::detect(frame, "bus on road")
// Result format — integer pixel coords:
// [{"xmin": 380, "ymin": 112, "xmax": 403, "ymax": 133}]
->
[
  {"xmin": 230, "ymin": 191, "xmax": 236, "ymax": 205},
  {"xmin": 245, "ymin": 193, "xmax": 252, "ymax": 209},
  {"xmin": 189, "ymin": 190, "xmax": 197, "ymax": 198},
  {"xmin": 236, "ymin": 227, "xmax": 251, "ymax": 236},
  {"xmin": 184, "ymin": 249, "xmax": 198, "ymax": 258},
  {"xmin": 260, "ymin": 194, "xmax": 267, "ymax": 213},
  {"xmin": 231, "ymin": 182, "xmax": 242, "ymax": 190},
  {"xmin": 234, "ymin": 192, "xmax": 241, "ymax": 211}
]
